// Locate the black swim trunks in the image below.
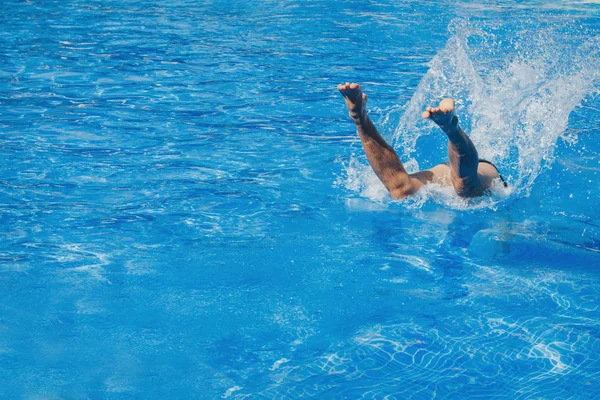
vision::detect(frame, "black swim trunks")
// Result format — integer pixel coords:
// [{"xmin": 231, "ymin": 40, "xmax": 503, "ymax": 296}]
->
[{"xmin": 443, "ymin": 159, "xmax": 508, "ymax": 187}]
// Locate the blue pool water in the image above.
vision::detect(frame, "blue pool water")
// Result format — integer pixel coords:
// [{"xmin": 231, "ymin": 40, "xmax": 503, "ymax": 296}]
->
[{"xmin": 1, "ymin": 0, "xmax": 599, "ymax": 398}]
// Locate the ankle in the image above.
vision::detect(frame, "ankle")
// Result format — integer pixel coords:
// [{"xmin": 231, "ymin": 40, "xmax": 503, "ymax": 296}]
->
[
  {"xmin": 441, "ymin": 115, "xmax": 460, "ymax": 135},
  {"xmin": 351, "ymin": 112, "xmax": 368, "ymax": 125}
]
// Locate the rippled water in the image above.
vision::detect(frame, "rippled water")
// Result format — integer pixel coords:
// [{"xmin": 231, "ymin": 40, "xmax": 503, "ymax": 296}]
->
[{"xmin": 1, "ymin": 0, "xmax": 599, "ymax": 398}]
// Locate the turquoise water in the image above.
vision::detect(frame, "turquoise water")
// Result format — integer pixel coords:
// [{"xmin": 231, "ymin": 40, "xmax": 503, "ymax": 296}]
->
[{"xmin": 1, "ymin": 0, "xmax": 599, "ymax": 398}]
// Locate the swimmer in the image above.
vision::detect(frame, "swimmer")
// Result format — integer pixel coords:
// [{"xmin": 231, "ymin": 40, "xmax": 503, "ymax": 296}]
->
[{"xmin": 338, "ymin": 82, "xmax": 506, "ymax": 199}]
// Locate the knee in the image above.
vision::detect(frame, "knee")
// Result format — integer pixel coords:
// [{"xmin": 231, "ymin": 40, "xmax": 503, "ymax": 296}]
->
[
  {"xmin": 451, "ymin": 177, "xmax": 481, "ymax": 197},
  {"xmin": 451, "ymin": 179, "xmax": 467, "ymax": 196},
  {"xmin": 389, "ymin": 184, "xmax": 416, "ymax": 199},
  {"xmin": 390, "ymin": 188, "xmax": 410, "ymax": 199}
]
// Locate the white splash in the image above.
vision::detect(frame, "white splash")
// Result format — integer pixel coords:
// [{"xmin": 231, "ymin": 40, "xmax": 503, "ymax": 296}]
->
[{"xmin": 343, "ymin": 19, "xmax": 600, "ymax": 207}]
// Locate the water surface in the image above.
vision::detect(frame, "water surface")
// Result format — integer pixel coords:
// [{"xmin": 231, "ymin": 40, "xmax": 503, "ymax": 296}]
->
[{"xmin": 1, "ymin": 0, "xmax": 599, "ymax": 398}]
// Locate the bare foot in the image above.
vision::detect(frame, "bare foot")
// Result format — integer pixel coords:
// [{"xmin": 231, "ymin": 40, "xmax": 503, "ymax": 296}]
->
[
  {"xmin": 338, "ymin": 82, "xmax": 368, "ymax": 124},
  {"xmin": 422, "ymin": 98, "xmax": 458, "ymax": 133}
]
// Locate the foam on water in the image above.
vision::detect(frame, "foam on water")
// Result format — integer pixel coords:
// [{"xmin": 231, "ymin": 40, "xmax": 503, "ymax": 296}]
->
[{"xmin": 342, "ymin": 18, "xmax": 600, "ymax": 207}]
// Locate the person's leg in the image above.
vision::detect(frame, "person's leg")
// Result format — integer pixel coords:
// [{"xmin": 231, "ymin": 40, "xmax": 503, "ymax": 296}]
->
[
  {"xmin": 338, "ymin": 83, "xmax": 431, "ymax": 199},
  {"xmin": 422, "ymin": 98, "xmax": 498, "ymax": 196}
]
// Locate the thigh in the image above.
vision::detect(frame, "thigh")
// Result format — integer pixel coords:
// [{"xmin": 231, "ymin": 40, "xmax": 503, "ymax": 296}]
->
[
  {"xmin": 410, "ymin": 164, "xmax": 451, "ymax": 186},
  {"xmin": 429, "ymin": 163, "xmax": 452, "ymax": 185}
]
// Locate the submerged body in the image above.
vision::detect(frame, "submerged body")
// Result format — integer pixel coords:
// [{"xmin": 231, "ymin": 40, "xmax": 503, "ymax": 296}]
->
[{"xmin": 338, "ymin": 82, "xmax": 504, "ymax": 199}]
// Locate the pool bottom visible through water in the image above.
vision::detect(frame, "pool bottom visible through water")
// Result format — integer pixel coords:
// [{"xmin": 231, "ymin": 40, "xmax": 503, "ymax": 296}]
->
[{"xmin": 0, "ymin": 0, "xmax": 599, "ymax": 399}]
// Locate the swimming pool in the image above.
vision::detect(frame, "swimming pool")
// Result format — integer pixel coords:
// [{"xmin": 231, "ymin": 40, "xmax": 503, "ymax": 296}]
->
[{"xmin": 1, "ymin": 0, "xmax": 599, "ymax": 398}]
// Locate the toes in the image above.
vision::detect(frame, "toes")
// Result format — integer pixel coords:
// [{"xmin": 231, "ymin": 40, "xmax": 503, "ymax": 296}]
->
[
  {"xmin": 422, "ymin": 111, "xmax": 430, "ymax": 119},
  {"xmin": 338, "ymin": 83, "xmax": 350, "ymax": 95},
  {"xmin": 338, "ymin": 82, "xmax": 362, "ymax": 92}
]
